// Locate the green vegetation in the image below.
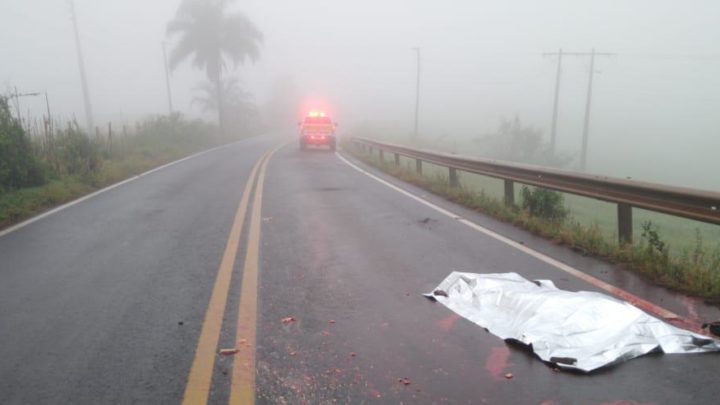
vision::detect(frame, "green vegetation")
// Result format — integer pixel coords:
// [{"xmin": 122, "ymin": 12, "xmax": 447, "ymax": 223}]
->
[
  {"xmin": 0, "ymin": 97, "xmax": 45, "ymax": 191},
  {"xmin": 520, "ymin": 186, "xmax": 568, "ymax": 222},
  {"xmin": 348, "ymin": 144, "xmax": 720, "ymax": 301},
  {"xmin": 0, "ymin": 98, "xmax": 229, "ymax": 229}
]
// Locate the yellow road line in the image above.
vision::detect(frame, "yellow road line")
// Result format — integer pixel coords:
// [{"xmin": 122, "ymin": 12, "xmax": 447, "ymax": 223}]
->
[
  {"xmin": 181, "ymin": 149, "xmax": 271, "ymax": 405},
  {"xmin": 229, "ymin": 144, "xmax": 283, "ymax": 405}
]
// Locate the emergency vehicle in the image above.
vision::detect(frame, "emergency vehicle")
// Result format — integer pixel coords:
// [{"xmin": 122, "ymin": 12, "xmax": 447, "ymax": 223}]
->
[{"xmin": 299, "ymin": 111, "xmax": 337, "ymax": 151}]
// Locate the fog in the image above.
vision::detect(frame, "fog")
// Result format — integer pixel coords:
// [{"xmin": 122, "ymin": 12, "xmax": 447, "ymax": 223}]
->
[{"xmin": 2, "ymin": 0, "xmax": 719, "ymax": 189}]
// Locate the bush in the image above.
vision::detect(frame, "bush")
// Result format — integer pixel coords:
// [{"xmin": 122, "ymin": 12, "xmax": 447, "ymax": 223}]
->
[
  {"xmin": 521, "ymin": 186, "xmax": 568, "ymax": 222},
  {"xmin": 473, "ymin": 117, "xmax": 572, "ymax": 168},
  {"xmin": 53, "ymin": 122, "xmax": 102, "ymax": 176},
  {"xmin": 0, "ymin": 96, "xmax": 45, "ymax": 192}
]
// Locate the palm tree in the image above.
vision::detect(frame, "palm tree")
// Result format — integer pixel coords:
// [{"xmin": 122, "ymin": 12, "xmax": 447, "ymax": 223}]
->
[{"xmin": 166, "ymin": 0, "xmax": 262, "ymax": 133}]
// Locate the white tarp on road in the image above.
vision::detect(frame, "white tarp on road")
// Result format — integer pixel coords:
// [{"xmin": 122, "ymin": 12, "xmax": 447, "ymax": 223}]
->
[{"xmin": 426, "ymin": 272, "xmax": 720, "ymax": 372}]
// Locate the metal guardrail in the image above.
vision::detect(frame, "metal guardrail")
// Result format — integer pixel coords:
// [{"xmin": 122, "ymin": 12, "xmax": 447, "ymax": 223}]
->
[{"xmin": 350, "ymin": 137, "xmax": 720, "ymax": 244}]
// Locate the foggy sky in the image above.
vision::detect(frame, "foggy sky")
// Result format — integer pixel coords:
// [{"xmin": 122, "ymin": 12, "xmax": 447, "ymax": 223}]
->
[{"xmin": 2, "ymin": 0, "xmax": 719, "ymax": 188}]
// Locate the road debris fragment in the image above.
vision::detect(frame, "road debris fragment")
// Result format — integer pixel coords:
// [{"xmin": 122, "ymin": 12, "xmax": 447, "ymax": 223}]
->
[
  {"xmin": 219, "ymin": 348, "xmax": 239, "ymax": 355},
  {"xmin": 328, "ymin": 319, "xmax": 336, "ymax": 324},
  {"xmin": 504, "ymin": 373, "xmax": 513, "ymax": 380},
  {"xmin": 432, "ymin": 289, "xmax": 448, "ymax": 298},
  {"xmin": 281, "ymin": 316, "xmax": 296, "ymax": 324},
  {"xmin": 398, "ymin": 377, "xmax": 412, "ymax": 386},
  {"xmin": 702, "ymin": 321, "xmax": 720, "ymax": 337}
]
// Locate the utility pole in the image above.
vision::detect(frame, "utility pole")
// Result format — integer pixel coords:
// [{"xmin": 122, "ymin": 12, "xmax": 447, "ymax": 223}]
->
[
  {"xmin": 162, "ymin": 41, "xmax": 174, "ymax": 115},
  {"xmin": 580, "ymin": 48, "xmax": 596, "ymax": 172},
  {"xmin": 44, "ymin": 92, "xmax": 51, "ymax": 122},
  {"xmin": 543, "ymin": 48, "xmax": 563, "ymax": 153},
  {"xmin": 411, "ymin": 47, "xmax": 421, "ymax": 138},
  {"xmin": 69, "ymin": 0, "xmax": 94, "ymax": 133},
  {"xmin": 542, "ymin": 48, "xmax": 613, "ymax": 171},
  {"xmin": 12, "ymin": 87, "xmax": 21, "ymax": 120},
  {"xmin": 44, "ymin": 92, "xmax": 53, "ymax": 135}
]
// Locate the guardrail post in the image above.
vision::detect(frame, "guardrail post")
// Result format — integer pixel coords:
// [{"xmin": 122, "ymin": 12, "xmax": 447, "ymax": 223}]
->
[
  {"xmin": 504, "ymin": 180, "xmax": 515, "ymax": 206},
  {"xmin": 618, "ymin": 203, "xmax": 633, "ymax": 245},
  {"xmin": 449, "ymin": 168, "xmax": 459, "ymax": 188},
  {"xmin": 394, "ymin": 153, "xmax": 400, "ymax": 167},
  {"xmin": 416, "ymin": 159, "xmax": 422, "ymax": 174},
  {"xmin": 379, "ymin": 149, "xmax": 384, "ymax": 162}
]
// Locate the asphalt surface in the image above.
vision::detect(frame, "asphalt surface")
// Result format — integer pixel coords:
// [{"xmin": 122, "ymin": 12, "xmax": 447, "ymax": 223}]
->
[{"xmin": 1, "ymin": 134, "xmax": 719, "ymax": 404}]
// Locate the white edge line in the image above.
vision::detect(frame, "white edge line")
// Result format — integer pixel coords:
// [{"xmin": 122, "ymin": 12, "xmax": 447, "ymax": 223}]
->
[
  {"xmin": 0, "ymin": 142, "xmax": 237, "ymax": 239},
  {"xmin": 335, "ymin": 151, "xmax": 680, "ymax": 320}
]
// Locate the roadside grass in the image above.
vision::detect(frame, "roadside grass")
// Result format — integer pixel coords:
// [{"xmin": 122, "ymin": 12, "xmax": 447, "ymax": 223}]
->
[
  {"xmin": 0, "ymin": 115, "xmax": 239, "ymax": 230},
  {"xmin": 0, "ymin": 146, "xmax": 204, "ymax": 229},
  {"xmin": 0, "ymin": 177, "xmax": 94, "ymax": 227},
  {"xmin": 347, "ymin": 145, "xmax": 720, "ymax": 302}
]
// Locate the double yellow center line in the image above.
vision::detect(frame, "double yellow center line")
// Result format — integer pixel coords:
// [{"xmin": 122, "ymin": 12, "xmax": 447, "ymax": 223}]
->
[{"xmin": 182, "ymin": 145, "xmax": 281, "ymax": 405}]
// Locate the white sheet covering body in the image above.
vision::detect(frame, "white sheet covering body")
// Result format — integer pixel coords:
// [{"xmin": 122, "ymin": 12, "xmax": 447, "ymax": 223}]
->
[{"xmin": 427, "ymin": 272, "xmax": 720, "ymax": 372}]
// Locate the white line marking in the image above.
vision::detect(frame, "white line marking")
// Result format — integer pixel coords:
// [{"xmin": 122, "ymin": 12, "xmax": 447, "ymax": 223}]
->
[
  {"xmin": 336, "ymin": 151, "xmax": 680, "ymax": 320},
  {"xmin": 0, "ymin": 142, "xmax": 239, "ymax": 239}
]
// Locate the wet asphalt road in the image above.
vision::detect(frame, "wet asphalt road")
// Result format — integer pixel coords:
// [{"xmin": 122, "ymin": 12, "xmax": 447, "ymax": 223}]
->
[{"xmin": 1, "ymin": 135, "xmax": 719, "ymax": 404}]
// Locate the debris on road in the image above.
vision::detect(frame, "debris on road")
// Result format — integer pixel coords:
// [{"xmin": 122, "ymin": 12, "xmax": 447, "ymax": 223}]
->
[
  {"xmin": 426, "ymin": 272, "xmax": 720, "ymax": 372},
  {"xmin": 398, "ymin": 377, "xmax": 412, "ymax": 386},
  {"xmin": 432, "ymin": 289, "xmax": 448, "ymax": 298},
  {"xmin": 702, "ymin": 321, "xmax": 720, "ymax": 337},
  {"xmin": 219, "ymin": 348, "xmax": 239, "ymax": 355},
  {"xmin": 328, "ymin": 319, "xmax": 336, "ymax": 324},
  {"xmin": 504, "ymin": 373, "xmax": 513, "ymax": 380},
  {"xmin": 281, "ymin": 316, "xmax": 296, "ymax": 324}
]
